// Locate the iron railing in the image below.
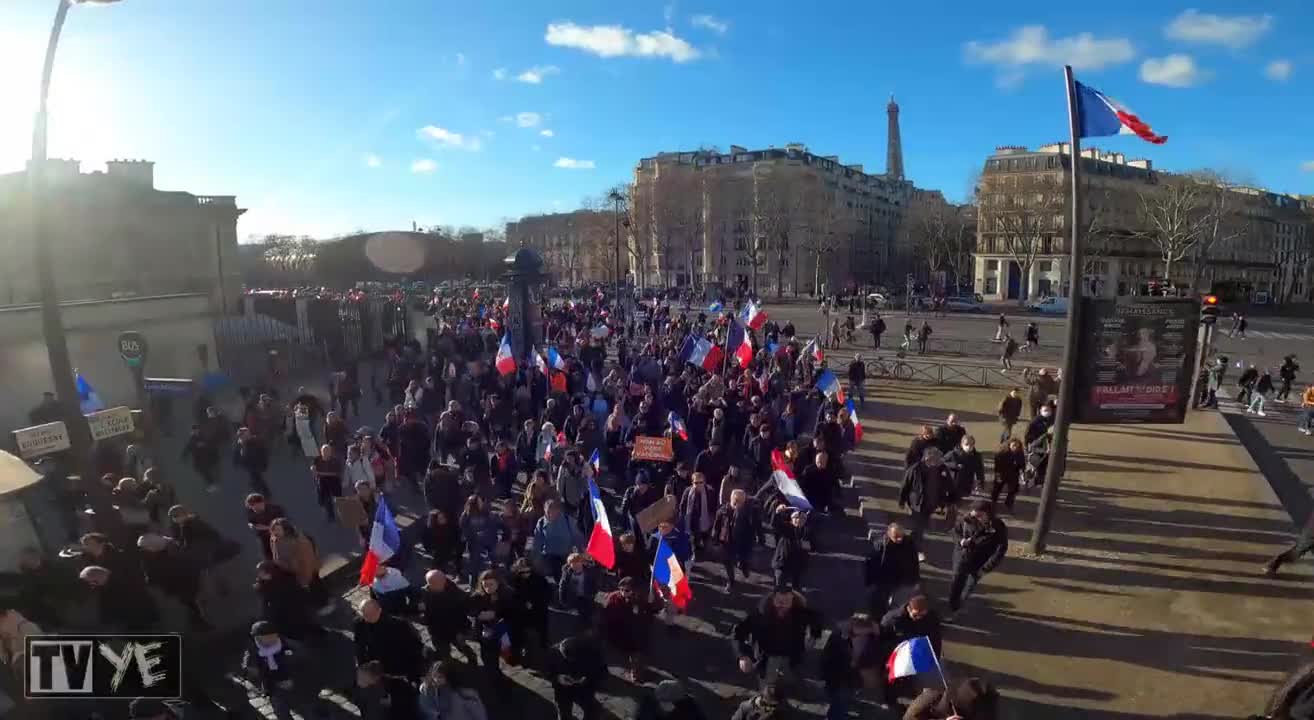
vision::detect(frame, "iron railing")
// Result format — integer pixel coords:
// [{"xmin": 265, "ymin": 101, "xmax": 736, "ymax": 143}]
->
[{"xmin": 866, "ymin": 355, "xmax": 1056, "ymax": 388}]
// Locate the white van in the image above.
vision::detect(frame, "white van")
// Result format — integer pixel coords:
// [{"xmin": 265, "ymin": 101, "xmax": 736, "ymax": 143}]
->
[{"xmin": 1027, "ymin": 297, "xmax": 1069, "ymax": 314}]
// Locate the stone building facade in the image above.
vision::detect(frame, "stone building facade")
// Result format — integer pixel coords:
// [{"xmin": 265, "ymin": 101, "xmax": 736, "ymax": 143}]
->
[{"xmin": 505, "ymin": 210, "xmax": 618, "ymax": 286}]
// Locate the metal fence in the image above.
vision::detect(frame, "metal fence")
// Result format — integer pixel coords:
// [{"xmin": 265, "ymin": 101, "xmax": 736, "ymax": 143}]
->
[
  {"xmin": 918, "ymin": 336, "xmax": 1060, "ymax": 358},
  {"xmin": 866, "ymin": 355, "xmax": 1057, "ymax": 388},
  {"xmin": 213, "ymin": 297, "xmax": 411, "ymax": 386}
]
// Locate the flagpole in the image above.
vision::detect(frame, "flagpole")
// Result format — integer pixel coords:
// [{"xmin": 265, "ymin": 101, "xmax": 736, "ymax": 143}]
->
[
  {"xmin": 1029, "ymin": 65, "xmax": 1087, "ymax": 555},
  {"xmin": 926, "ymin": 640, "xmax": 959, "ymax": 717}
]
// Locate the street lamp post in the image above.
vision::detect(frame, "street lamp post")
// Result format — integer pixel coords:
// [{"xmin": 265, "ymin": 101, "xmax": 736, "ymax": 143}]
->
[
  {"xmin": 608, "ymin": 190, "xmax": 623, "ymax": 302},
  {"xmin": 31, "ymin": 0, "xmax": 124, "ymax": 532}
]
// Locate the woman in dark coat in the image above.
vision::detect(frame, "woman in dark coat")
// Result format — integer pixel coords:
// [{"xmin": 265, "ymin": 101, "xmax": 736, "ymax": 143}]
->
[
  {"xmin": 771, "ymin": 505, "xmax": 809, "ymax": 591},
  {"xmin": 254, "ymin": 560, "xmax": 313, "ymax": 640},
  {"xmin": 466, "ymin": 570, "xmax": 521, "ymax": 686},
  {"xmin": 419, "ymin": 509, "xmax": 463, "ymax": 575},
  {"xmin": 600, "ymin": 577, "xmax": 655, "ymax": 681}
]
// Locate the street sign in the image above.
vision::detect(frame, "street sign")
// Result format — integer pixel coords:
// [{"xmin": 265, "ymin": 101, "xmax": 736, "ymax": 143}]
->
[
  {"xmin": 85, "ymin": 406, "xmax": 135, "ymax": 441},
  {"xmin": 117, "ymin": 331, "xmax": 148, "ymax": 368},
  {"xmin": 12, "ymin": 421, "xmax": 70, "ymax": 459},
  {"xmin": 142, "ymin": 377, "xmax": 194, "ymax": 396}
]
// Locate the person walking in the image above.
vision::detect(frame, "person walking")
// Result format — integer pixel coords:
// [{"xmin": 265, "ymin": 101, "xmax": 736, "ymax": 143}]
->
[
  {"xmin": 1265, "ymin": 512, "xmax": 1314, "ymax": 577},
  {"xmin": 546, "ymin": 634, "xmax": 609, "ymax": 720},
  {"xmin": 820, "ymin": 614, "xmax": 883, "ymax": 720},
  {"xmin": 234, "ymin": 427, "xmax": 272, "ymax": 497},
  {"xmin": 1277, "ymin": 355, "xmax": 1300, "ymax": 403},
  {"xmin": 1023, "ymin": 321, "xmax": 1039, "ymax": 352},
  {"xmin": 731, "ymin": 588, "xmax": 823, "ymax": 692},
  {"xmin": 847, "ymin": 354, "xmax": 867, "ymax": 409},
  {"xmin": 917, "ymin": 321, "xmax": 933, "ymax": 355},
  {"xmin": 994, "ymin": 314, "xmax": 1008, "ymax": 342},
  {"xmin": 863, "ymin": 523, "xmax": 920, "ymax": 616},
  {"xmin": 1299, "ymin": 383, "xmax": 1314, "ymax": 435},
  {"xmin": 870, "ymin": 314, "xmax": 886, "ymax": 350},
  {"xmin": 712, "ymin": 489, "xmax": 763, "ymax": 591},
  {"xmin": 1248, "ymin": 368, "xmax": 1275, "ymax": 417},
  {"xmin": 991, "ymin": 438, "xmax": 1026, "ymax": 511},
  {"xmin": 1237, "ymin": 313, "xmax": 1249, "ymax": 339},
  {"xmin": 1000, "ymin": 334, "xmax": 1019, "ymax": 372},
  {"xmin": 898, "ymin": 447, "xmax": 950, "ymax": 561},
  {"xmin": 996, "ymin": 388, "xmax": 1023, "ymax": 443},
  {"xmin": 947, "ymin": 501, "xmax": 1008, "ymax": 620},
  {"xmin": 309, "ymin": 444, "xmax": 343, "ymax": 522}
]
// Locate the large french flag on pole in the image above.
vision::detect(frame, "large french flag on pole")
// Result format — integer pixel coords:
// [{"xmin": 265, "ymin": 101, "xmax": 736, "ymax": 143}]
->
[
  {"xmin": 688, "ymin": 338, "xmax": 724, "ymax": 372},
  {"xmin": 652, "ymin": 536, "xmax": 692, "ymax": 609},
  {"xmin": 495, "ymin": 333, "xmax": 517, "ymax": 376},
  {"xmin": 740, "ymin": 300, "xmax": 767, "ymax": 331},
  {"xmin": 770, "ymin": 459, "xmax": 813, "ymax": 512},
  {"xmin": 727, "ymin": 319, "xmax": 753, "ymax": 367},
  {"xmin": 585, "ymin": 478, "xmax": 615, "ymax": 569},
  {"xmin": 815, "ymin": 369, "xmax": 845, "ymax": 404},
  {"xmin": 887, "ymin": 636, "xmax": 940, "ymax": 682},
  {"xmin": 358, "ymin": 496, "xmax": 401, "ymax": 586},
  {"xmin": 1075, "ymin": 80, "xmax": 1167, "ymax": 145}
]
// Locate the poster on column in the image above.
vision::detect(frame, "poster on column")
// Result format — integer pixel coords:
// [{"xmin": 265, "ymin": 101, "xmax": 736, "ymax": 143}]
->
[{"xmin": 1073, "ymin": 298, "xmax": 1199, "ymax": 424}]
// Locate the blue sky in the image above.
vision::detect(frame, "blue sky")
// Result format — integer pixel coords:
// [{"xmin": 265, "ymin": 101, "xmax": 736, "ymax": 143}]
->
[{"xmin": 2, "ymin": 0, "xmax": 1311, "ymax": 240}]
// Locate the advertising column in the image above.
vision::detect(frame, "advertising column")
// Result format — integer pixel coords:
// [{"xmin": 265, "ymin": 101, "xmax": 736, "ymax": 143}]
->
[{"xmin": 1074, "ymin": 298, "xmax": 1200, "ymax": 424}]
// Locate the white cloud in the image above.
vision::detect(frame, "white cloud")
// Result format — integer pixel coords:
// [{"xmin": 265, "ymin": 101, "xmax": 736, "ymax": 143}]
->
[
  {"xmin": 1140, "ymin": 54, "xmax": 1209, "ymax": 87},
  {"xmin": 455, "ymin": 53, "xmax": 466, "ymax": 65},
  {"xmin": 1265, "ymin": 59, "xmax": 1293, "ymax": 81},
  {"xmin": 965, "ymin": 26, "xmax": 1135, "ymax": 73},
  {"xmin": 540, "ymin": 129, "xmax": 554, "ymax": 137},
  {"xmin": 1165, "ymin": 10, "xmax": 1272, "ymax": 49},
  {"xmin": 417, "ymin": 125, "xmax": 483, "ymax": 151},
  {"xmin": 492, "ymin": 68, "xmax": 508, "ymax": 80},
  {"xmin": 545, "ymin": 22, "xmax": 701, "ymax": 63},
  {"xmin": 364, "ymin": 153, "xmax": 382, "ymax": 168},
  {"xmin": 1302, "ymin": 161, "xmax": 1314, "ymax": 172},
  {"xmin": 554, "ymin": 157, "xmax": 595, "ymax": 169},
  {"xmin": 410, "ymin": 159, "xmax": 437, "ymax": 174},
  {"xmin": 515, "ymin": 65, "xmax": 560, "ymax": 84},
  {"xmin": 691, "ymin": 14, "xmax": 728, "ymax": 34},
  {"xmin": 516, "ymin": 112, "xmax": 542, "ymax": 128}
]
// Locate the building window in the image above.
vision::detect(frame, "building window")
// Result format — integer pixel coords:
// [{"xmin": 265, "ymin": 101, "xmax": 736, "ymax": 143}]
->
[
  {"xmin": 1038, "ymin": 260, "xmax": 1053, "ymax": 273},
  {"xmin": 986, "ymin": 259, "xmax": 999, "ymax": 271},
  {"xmin": 985, "ymin": 277, "xmax": 998, "ymax": 294}
]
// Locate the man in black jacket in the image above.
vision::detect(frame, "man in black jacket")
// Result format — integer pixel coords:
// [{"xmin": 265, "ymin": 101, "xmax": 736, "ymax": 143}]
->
[
  {"xmin": 898, "ymin": 447, "xmax": 950, "ymax": 558},
  {"xmin": 948, "ymin": 501, "xmax": 1009, "ymax": 618},
  {"xmin": 933, "ymin": 414, "xmax": 968, "ymax": 455},
  {"xmin": 879, "ymin": 594, "xmax": 943, "ymax": 706},
  {"xmin": 942, "ymin": 434, "xmax": 985, "ymax": 499},
  {"xmin": 732, "ymin": 589, "xmax": 823, "ymax": 689},
  {"xmin": 420, "ymin": 570, "xmax": 478, "ymax": 664},
  {"xmin": 847, "ymin": 354, "xmax": 867, "ymax": 408},
  {"xmin": 712, "ymin": 489, "xmax": 764, "ymax": 591},
  {"xmin": 353, "ymin": 598, "xmax": 425, "ymax": 684},
  {"xmin": 863, "ymin": 523, "xmax": 921, "ymax": 616},
  {"xmin": 547, "ymin": 634, "xmax": 609, "ymax": 720},
  {"xmin": 242, "ymin": 621, "xmax": 314, "ymax": 720},
  {"xmin": 234, "ymin": 426, "xmax": 272, "ymax": 496}
]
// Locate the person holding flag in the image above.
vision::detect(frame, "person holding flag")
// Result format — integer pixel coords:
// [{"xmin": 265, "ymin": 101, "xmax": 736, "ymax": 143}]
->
[
  {"xmin": 727, "ymin": 318, "xmax": 753, "ymax": 368},
  {"xmin": 740, "ymin": 299, "xmax": 768, "ymax": 331},
  {"xmin": 815, "ymin": 368, "xmax": 845, "ymax": 405},
  {"xmin": 358, "ymin": 495, "xmax": 402, "ymax": 586},
  {"xmin": 495, "ymin": 332, "xmax": 517, "ymax": 376},
  {"xmin": 845, "ymin": 398, "xmax": 864, "ymax": 445},
  {"xmin": 650, "ymin": 520, "xmax": 693, "ymax": 616},
  {"xmin": 585, "ymin": 477, "xmax": 615, "ymax": 570}
]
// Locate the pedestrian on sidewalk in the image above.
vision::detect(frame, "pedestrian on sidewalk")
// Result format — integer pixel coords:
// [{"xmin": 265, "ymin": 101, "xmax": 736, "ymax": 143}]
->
[
  {"xmin": 991, "ymin": 439, "xmax": 1026, "ymax": 511},
  {"xmin": 1023, "ymin": 321, "xmax": 1039, "ymax": 352},
  {"xmin": 234, "ymin": 426, "xmax": 272, "ymax": 497},
  {"xmin": 182, "ymin": 424, "xmax": 221, "ymax": 492},
  {"xmin": 310, "ymin": 444, "xmax": 344, "ymax": 521},
  {"xmin": 917, "ymin": 321, "xmax": 933, "ymax": 354},
  {"xmin": 863, "ymin": 523, "xmax": 920, "ymax": 616},
  {"xmin": 1237, "ymin": 313, "xmax": 1249, "ymax": 339},
  {"xmin": 870, "ymin": 313, "xmax": 886, "ymax": 350},
  {"xmin": 1237, "ymin": 363, "xmax": 1259, "ymax": 405},
  {"xmin": 994, "ymin": 314, "xmax": 1008, "ymax": 342},
  {"xmin": 948, "ymin": 501, "xmax": 1008, "ymax": 619},
  {"xmin": 899, "ymin": 447, "xmax": 952, "ymax": 556},
  {"xmin": 1265, "ymin": 512, "xmax": 1314, "ymax": 577},
  {"xmin": 1248, "ymin": 368, "xmax": 1274, "ymax": 417},
  {"xmin": 241, "ymin": 620, "xmax": 315, "ymax": 720},
  {"xmin": 1277, "ymin": 355, "xmax": 1300, "ymax": 402},
  {"xmin": 1000, "ymin": 335, "xmax": 1019, "ymax": 372},
  {"xmin": 996, "ymin": 388, "xmax": 1023, "ymax": 443},
  {"xmin": 1299, "ymin": 384, "xmax": 1314, "ymax": 435},
  {"xmin": 847, "ymin": 354, "xmax": 867, "ymax": 409}
]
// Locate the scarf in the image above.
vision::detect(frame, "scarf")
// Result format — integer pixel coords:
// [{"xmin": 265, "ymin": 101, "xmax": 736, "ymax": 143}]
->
[{"xmin": 257, "ymin": 639, "xmax": 283, "ymax": 670}]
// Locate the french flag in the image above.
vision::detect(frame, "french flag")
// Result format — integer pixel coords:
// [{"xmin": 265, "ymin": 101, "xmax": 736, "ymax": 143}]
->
[
  {"xmin": 75, "ymin": 371, "xmax": 105, "ymax": 414},
  {"xmin": 1075, "ymin": 80, "xmax": 1167, "ymax": 145},
  {"xmin": 585, "ymin": 478, "xmax": 615, "ymax": 569},
  {"xmin": 588, "ymin": 448, "xmax": 601, "ymax": 475},
  {"xmin": 727, "ymin": 320, "xmax": 753, "ymax": 367},
  {"xmin": 708, "ymin": 301, "xmax": 723, "ymax": 314},
  {"xmin": 815, "ymin": 369, "xmax": 845, "ymax": 404},
  {"xmin": 740, "ymin": 301, "xmax": 767, "ymax": 331},
  {"xmin": 495, "ymin": 333, "xmax": 517, "ymax": 376},
  {"xmin": 546, "ymin": 346, "xmax": 567, "ymax": 371},
  {"xmin": 533, "ymin": 347, "xmax": 550, "ymax": 378},
  {"xmin": 502, "ymin": 297, "xmax": 510, "ymax": 310},
  {"xmin": 668, "ymin": 412, "xmax": 689, "ymax": 441},
  {"xmin": 803, "ymin": 337, "xmax": 823, "ymax": 363},
  {"xmin": 687, "ymin": 338, "xmax": 724, "ymax": 372},
  {"xmin": 887, "ymin": 636, "xmax": 940, "ymax": 682},
  {"xmin": 652, "ymin": 536, "xmax": 692, "ymax": 609},
  {"xmin": 770, "ymin": 461, "xmax": 813, "ymax": 512},
  {"xmin": 677, "ymin": 334, "xmax": 698, "ymax": 364},
  {"xmin": 846, "ymin": 398, "xmax": 863, "ymax": 443},
  {"xmin": 358, "ymin": 495, "xmax": 401, "ymax": 586}
]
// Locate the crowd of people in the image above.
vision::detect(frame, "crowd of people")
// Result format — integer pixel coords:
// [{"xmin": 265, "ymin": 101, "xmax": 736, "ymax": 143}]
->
[{"xmin": 3, "ymin": 288, "xmax": 1037, "ymax": 720}]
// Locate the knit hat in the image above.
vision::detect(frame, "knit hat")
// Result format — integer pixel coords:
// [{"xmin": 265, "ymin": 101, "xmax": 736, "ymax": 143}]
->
[{"xmin": 654, "ymin": 679, "xmax": 687, "ymax": 703}]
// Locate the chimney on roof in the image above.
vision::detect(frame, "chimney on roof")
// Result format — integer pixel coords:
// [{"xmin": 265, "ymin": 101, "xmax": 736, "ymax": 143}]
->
[{"xmin": 105, "ymin": 159, "xmax": 154, "ymax": 188}]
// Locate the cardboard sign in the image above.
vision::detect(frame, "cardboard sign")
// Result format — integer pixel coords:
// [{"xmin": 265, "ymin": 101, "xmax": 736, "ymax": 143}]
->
[
  {"xmin": 13, "ymin": 421, "xmax": 70, "ymax": 459},
  {"xmin": 632, "ymin": 436, "xmax": 674, "ymax": 462},
  {"xmin": 85, "ymin": 407, "xmax": 134, "ymax": 442},
  {"xmin": 334, "ymin": 496, "xmax": 369, "ymax": 529},
  {"xmin": 635, "ymin": 495, "xmax": 676, "ymax": 534}
]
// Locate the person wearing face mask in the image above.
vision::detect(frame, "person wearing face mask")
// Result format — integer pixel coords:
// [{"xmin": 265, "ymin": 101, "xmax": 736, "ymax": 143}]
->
[
  {"xmin": 899, "ymin": 447, "xmax": 952, "ymax": 559},
  {"xmin": 731, "ymin": 589, "xmax": 823, "ymax": 692},
  {"xmin": 1024, "ymin": 402, "xmax": 1055, "ymax": 446},
  {"xmin": 821, "ymin": 614, "xmax": 884, "ymax": 720},
  {"xmin": 863, "ymin": 523, "xmax": 921, "ymax": 616},
  {"xmin": 943, "ymin": 435, "xmax": 985, "ymax": 499},
  {"xmin": 1024, "ymin": 424, "xmax": 1054, "ymax": 490},
  {"xmin": 948, "ymin": 501, "xmax": 1008, "ymax": 620}
]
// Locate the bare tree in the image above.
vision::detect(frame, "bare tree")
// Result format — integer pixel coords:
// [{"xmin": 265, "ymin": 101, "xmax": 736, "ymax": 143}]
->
[
  {"xmin": 1135, "ymin": 177, "xmax": 1208, "ymax": 286},
  {"xmin": 260, "ymin": 234, "xmax": 319, "ymax": 284},
  {"xmin": 797, "ymin": 191, "xmax": 849, "ymax": 296},
  {"xmin": 1186, "ymin": 170, "xmax": 1248, "ymax": 294},
  {"xmin": 980, "ymin": 174, "xmax": 1061, "ymax": 303},
  {"xmin": 754, "ymin": 172, "xmax": 813, "ymax": 298}
]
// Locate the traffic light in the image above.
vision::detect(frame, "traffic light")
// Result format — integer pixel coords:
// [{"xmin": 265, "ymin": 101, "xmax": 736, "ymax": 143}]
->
[{"xmin": 1201, "ymin": 294, "xmax": 1220, "ymax": 325}]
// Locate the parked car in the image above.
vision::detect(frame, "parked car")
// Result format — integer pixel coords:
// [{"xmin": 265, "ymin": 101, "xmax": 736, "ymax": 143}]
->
[
  {"xmin": 866, "ymin": 293, "xmax": 888, "ymax": 308},
  {"xmin": 1027, "ymin": 297, "xmax": 1069, "ymax": 314},
  {"xmin": 944, "ymin": 295, "xmax": 987, "ymax": 313}
]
